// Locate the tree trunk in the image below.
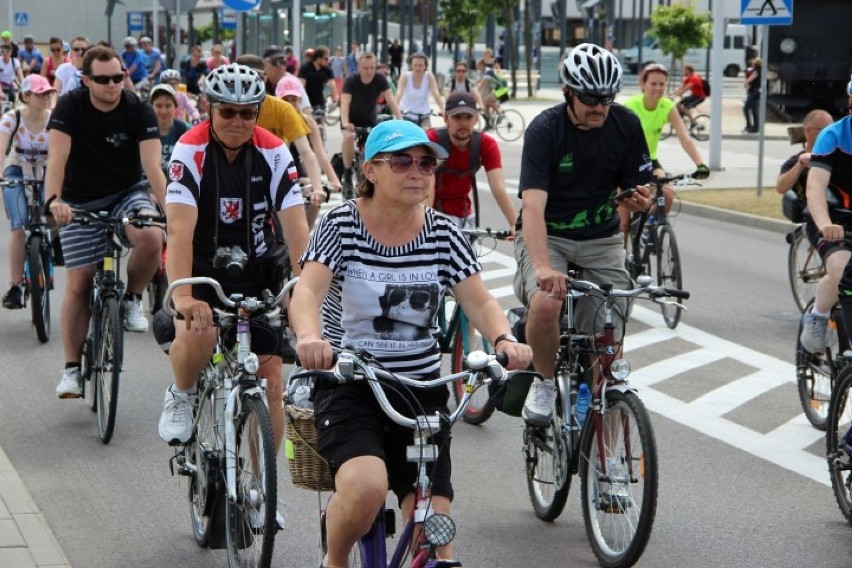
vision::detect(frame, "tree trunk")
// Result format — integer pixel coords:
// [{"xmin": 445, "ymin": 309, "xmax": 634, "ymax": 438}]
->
[{"xmin": 523, "ymin": 0, "xmax": 534, "ymax": 98}]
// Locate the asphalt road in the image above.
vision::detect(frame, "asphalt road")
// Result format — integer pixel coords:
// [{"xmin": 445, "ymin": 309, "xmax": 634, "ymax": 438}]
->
[{"xmin": 2, "ymin": 127, "xmax": 852, "ymax": 568}]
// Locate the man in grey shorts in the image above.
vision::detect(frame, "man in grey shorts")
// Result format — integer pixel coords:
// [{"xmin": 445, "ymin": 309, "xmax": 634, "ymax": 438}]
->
[
  {"xmin": 46, "ymin": 45, "xmax": 165, "ymax": 398},
  {"xmin": 514, "ymin": 44, "xmax": 652, "ymax": 427}
]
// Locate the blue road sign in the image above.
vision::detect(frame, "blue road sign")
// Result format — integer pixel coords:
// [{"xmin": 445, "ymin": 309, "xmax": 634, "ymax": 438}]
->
[
  {"xmin": 222, "ymin": 0, "xmax": 261, "ymax": 12},
  {"xmin": 220, "ymin": 8, "xmax": 237, "ymax": 30},
  {"xmin": 741, "ymin": 0, "xmax": 793, "ymax": 26},
  {"xmin": 127, "ymin": 12, "xmax": 144, "ymax": 32},
  {"xmin": 13, "ymin": 12, "xmax": 27, "ymax": 27}
]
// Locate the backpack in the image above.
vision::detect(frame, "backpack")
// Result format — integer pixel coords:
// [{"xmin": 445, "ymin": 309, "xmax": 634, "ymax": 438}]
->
[
  {"xmin": 433, "ymin": 127, "xmax": 483, "ymax": 224},
  {"xmin": 449, "ymin": 77, "xmax": 472, "ymax": 93},
  {"xmin": 701, "ymin": 77, "xmax": 710, "ymax": 97}
]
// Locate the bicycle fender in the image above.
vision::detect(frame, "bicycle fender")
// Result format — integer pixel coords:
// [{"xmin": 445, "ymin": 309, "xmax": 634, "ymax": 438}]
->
[{"xmin": 605, "ymin": 382, "xmax": 637, "ymax": 395}]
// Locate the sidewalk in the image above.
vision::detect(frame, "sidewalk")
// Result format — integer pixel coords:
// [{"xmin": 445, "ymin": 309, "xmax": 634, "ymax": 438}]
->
[{"xmin": 0, "ymin": 446, "xmax": 70, "ymax": 567}]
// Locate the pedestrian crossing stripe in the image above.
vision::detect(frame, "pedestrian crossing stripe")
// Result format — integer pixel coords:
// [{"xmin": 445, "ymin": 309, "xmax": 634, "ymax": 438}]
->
[{"xmin": 741, "ymin": 0, "xmax": 793, "ymax": 25}]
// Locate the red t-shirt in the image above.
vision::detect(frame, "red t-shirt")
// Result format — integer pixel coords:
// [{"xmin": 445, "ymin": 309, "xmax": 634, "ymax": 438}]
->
[
  {"xmin": 682, "ymin": 73, "xmax": 705, "ymax": 98},
  {"xmin": 426, "ymin": 129, "xmax": 502, "ymax": 217}
]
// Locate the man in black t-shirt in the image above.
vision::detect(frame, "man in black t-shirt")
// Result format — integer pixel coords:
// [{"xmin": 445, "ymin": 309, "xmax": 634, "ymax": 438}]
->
[
  {"xmin": 339, "ymin": 51, "xmax": 401, "ymax": 195},
  {"xmin": 388, "ymin": 38, "xmax": 404, "ymax": 80},
  {"xmin": 298, "ymin": 45, "xmax": 338, "ymax": 109},
  {"xmin": 46, "ymin": 45, "xmax": 166, "ymax": 399},
  {"xmin": 513, "ymin": 44, "xmax": 652, "ymax": 427}
]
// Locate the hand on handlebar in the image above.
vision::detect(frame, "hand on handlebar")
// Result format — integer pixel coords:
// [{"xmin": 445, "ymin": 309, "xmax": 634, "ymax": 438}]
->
[
  {"xmin": 173, "ymin": 296, "xmax": 214, "ymax": 332},
  {"xmin": 819, "ymin": 223, "xmax": 845, "ymax": 242},
  {"xmin": 296, "ymin": 337, "xmax": 334, "ymax": 370},
  {"xmin": 49, "ymin": 199, "xmax": 74, "ymax": 226},
  {"xmin": 535, "ymin": 266, "xmax": 570, "ymax": 302},
  {"xmin": 692, "ymin": 164, "xmax": 710, "ymax": 180},
  {"xmin": 619, "ymin": 184, "xmax": 652, "ymax": 214},
  {"xmin": 494, "ymin": 341, "xmax": 533, "ymax": 371}
]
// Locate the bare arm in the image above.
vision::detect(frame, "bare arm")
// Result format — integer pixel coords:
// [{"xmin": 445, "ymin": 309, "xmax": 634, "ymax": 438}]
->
[
  {"xmin": 291, "ymin": 260, "xmax": 334, "ymax": 369},
  {"xmin": 164, "ymin": 202, "xmax": 216, "ymax": 330},
  {"xmin": 292, "ymin": 135, "xmax": 325, "ymax": 204},
  {"xmin": 277, "ymin": 204, "xmax": 310, "ymax": 277},
  {"xmin": 776, "ymin": 155, "xmax": 808, "ymax": 195},
  {"xmin": 806, "ymin": 167, "xmax": 834, "ymax": 235},
  {"xmin": 484, "ymin": 167, "xmax": 518, "ymax": 233},
  {"xmin": 340, "ymin": 92, "xmax": 352, "ymax": 129},
  {"xmin": 395, "ymin": 72, "xmax": 407, "ymax": 107},
  {"xmin": 301, "ymin": 110, "xmax": 341, "ymax": 188},
  {"xmin": 0, "ymin": 129, "xmax": 12, "ymax": 165},
  {"xmin": 384, "ymin": 88, "xmax": 402, "ymax": 119},
  {"xmin": 45, "ymin": 129, "xmax": 73, "ymax": 224},
  {"xmin": 139, "ymin": 138, "xmax": 166, "ymax": 207},
  {"xmin": 428, "ymin": 72, "xmax": 444, "ymax": 110},
  {"xmin": 669, "ymin": 106, "xmax": 705, "ymax": 166},
  {"xmin": 328, "ymin": 77, "xmax": 339, "ymax": 102}
]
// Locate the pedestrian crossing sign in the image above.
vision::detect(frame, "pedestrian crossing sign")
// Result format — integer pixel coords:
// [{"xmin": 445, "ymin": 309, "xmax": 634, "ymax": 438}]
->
[
  {"xmin": 741, "ymin": 0, "xmax": 793, "ymax": 25},
  {"xmin": 13, "ymin": 12, "xmax": 28, "ymax": 27}
]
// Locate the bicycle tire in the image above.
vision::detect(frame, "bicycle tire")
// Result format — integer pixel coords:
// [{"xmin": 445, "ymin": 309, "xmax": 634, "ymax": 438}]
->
[
  {"xmin": 796, "ymin": 301, "xmax": 838, "ymax": 431},
  {"xmin": 690, "ymin": 114, "xmax": 711, "ymax": 142},
  {"xmin": 28, "ymin": 236, "xmax": 51, "ymax": 343},
  {"xmin": 788, "ymin": 226, "xmax": 823, "ymax": 313},
  {"xmin": 451, "ymin": 315, "xmax": 496, "ymax": 425},
  {"xmin": 655, "ymin": 225, "xmax": 683, "ymax": 329},
  {"xmin": 225, "ymin": 396, "xmax": 277, "ymax": 568},
  {"xmin": 94, "ymin": 297, "xmax": 122, "ymax": 444},
  {"xmin": 524, "ymin": 406, "xmax": 571, "ymax": 521},
  {"xmin": 189, "ymin": 370, "xmax": 219, "ymax": 547},
  {"xmin": 324, "ymin": 102, "xmax": 340, "ymax": 126},
  {"xmin": 827, "ymin": 366, "xmax": 852, "ymax": 524},
  {"xmin": 494, "ymin": 108, "xmax": 525, "ymax": 142},
  {"xmin": 580, "ymin": 390, "xmax": 657, "ymax": 568},
  {"xmin": 84, "ymin": 307, "xmax": 102, "ymax": 411}
]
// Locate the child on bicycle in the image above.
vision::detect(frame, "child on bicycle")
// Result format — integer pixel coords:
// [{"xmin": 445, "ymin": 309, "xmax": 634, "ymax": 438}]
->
[{"xmin": 0, "ymin": 74, "xmax": 53, "ymax": 308}]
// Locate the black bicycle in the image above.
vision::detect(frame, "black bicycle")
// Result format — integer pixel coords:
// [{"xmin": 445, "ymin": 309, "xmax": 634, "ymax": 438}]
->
[
  {"xmin": 625, "ymin": 174, "xmax": 696, "ymax": 329},
  {"xmin": 70, "ymin": 207, "xmax": 166, "ymax": 443},
  {"xmin": 0, "ymin": 175, "xmax": 55, "ymax": 343}
]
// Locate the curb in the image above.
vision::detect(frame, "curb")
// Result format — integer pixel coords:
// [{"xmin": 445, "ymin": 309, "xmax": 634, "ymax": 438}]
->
[{"xmin": 679, "ymin": 201, "xmax": 793, "ymax": 234}]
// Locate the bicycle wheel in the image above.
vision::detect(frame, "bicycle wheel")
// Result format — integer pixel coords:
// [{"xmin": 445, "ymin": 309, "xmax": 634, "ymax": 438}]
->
[
  {"xmin": 788, "ymin": 226, "xmax": 823, "ymax": 313},
  {"xmin": 324, "ymin": 102, "xmax": 340, "ymax": 126},
  {"xmin": 796, "ymin": 302, "xmax": 838, "ymax": 430},
  {"xmin": 189, "ymin": 373, "xmax": 220, "ymax": 546},
  {"xmin": 225, "ymin": 396, "xmax": 277, "ymax": 568},
  {"xmin": 659, "ymin": 121, "xmax": 674, "ymax": 141},
  {"xmin": 827, "ymin": 367, "xmax": 852, "ymax": 524},
  {"xmin": 83, "ymin": 311, "xmax": 101, "ymax": 411},
  {"xmin": 94, "ymin": 297, "xmax": 122, "ymax": 444},
  {"xmin": 28, "ymin": 236, "xmax": 51, "ymax": 343},
  {"xmin": 524, "ymin": 401, "xmax": 571, "ymax": 521},
  {"xmin": 690, "ymin": 114, "xmax": 711, "ymax": 141},
  {"xmin": 655, "ymin": 225, "xmax": 683, "ymax": 328},
  {"xmin": 580, "ymin": 390, "xmax": 657, "ymax": 568},
  {"xmin": 494, "ymin": 108, "xmax": 525, "ymax": 142},
  {"xmin": 451, "ymin": 314, "xmax": 496, "ymax": 425}
]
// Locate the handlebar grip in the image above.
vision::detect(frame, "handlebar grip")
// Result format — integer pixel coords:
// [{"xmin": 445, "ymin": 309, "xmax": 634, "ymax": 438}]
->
[
  {"xmin": 494, "ymin": 352, "xmax": 508, "ymax": 367},
  {"xmin": 664, "ymin": 288, "xmax": 690, "ymax": 299}
]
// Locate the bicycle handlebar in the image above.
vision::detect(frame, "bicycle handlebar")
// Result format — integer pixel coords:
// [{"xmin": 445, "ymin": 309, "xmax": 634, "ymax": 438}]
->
[
  {"xmin": 68, "ymin": 208, "xmax": 167, "ymax": 228},
  {"xmin": 161, "ymin": 276, "xmax": 298, "ymax": 318},
  {"xmin": 460, "ymin": 227, "xmax": 511, "ymax": 240},
  {"xmin": 289, "ymin": 349, "xmax": 511, "ymax": 430},
  {"xmin": 568, "ymin": 277, "xmax": 690, "ymax": 301}
]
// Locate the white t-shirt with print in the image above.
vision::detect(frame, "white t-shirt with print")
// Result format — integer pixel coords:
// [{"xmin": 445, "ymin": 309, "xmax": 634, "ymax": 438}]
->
[
  {"xmin": 0, "ymin": 57, "xmax": 20, "ymax": 89},
  {"xmin": 0, "ymin": 109, "xmax": 49, "ymax": 174}
]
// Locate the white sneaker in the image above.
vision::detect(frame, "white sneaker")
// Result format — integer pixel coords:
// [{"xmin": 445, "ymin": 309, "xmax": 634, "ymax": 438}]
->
[
  {"xmin": 158, "ymin": 386, "xmax": 196, "ymax": 445},
  {"xmin": 522, "ymin": 377, "xmax": 557, "ymax": 427},
  {"xmin": 56, "ymin": 367, "xmax": 83, "ymax": 399},
  {"xmin": 124, "ymin": 296, "xmax": 149, "ymax": 332}
]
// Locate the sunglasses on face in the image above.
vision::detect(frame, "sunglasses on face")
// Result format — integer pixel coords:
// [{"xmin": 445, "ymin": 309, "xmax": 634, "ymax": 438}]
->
[
  {"xmin": 374, "ymin": 153, "xmax": 439, "ymax": 175},
  {"xmin": 89, "ymin": 73, "xmax": 125, "ymax": 85},
  {"xmin": 216, "ymin": 106, "xmax": 259, "ymax": 121},
  {"xmin": 72, "ymin": 46, "xmax": 87, "ymax": 53},
  {"xmin": 387, "ymin": 288, "xmax": 432, "ymax": 311},
  {"xmin": 574, "ymin": 92, "xmax": 616, "ymax": 107},
  {"xmin": 455, "ymin": 69, "xmax": 466, "ymax": 73},
  {"xmin": 51, "ymin": 47, "xmax": 62, "ymax": 52}
]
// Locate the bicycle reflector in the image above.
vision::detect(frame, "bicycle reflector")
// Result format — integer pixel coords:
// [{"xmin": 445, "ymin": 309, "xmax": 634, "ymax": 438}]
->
[
  {"xmin": 422, "ymin": 513, "xmax": 455, "ymax": 547},
  {"xmin": 489, "ymin": 371, "xmax": 536, "ymax": 416}
]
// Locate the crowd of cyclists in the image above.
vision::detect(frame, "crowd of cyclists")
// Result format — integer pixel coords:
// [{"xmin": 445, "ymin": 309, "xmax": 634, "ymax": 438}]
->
[{"xmin": 0, "ymin": 29, "xmax": 761, "ymax": 566}]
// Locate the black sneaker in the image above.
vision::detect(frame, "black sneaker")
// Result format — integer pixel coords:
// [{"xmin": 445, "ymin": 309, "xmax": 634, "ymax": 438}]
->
[{"xmin": 2, "ymin": 284, "xmax": 23, "ymax": 309}]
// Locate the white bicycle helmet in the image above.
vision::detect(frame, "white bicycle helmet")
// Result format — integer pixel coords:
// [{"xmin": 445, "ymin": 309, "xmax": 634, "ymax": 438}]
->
[
  {"xmin": 560, "ymin": 43, "xmax": 623, "ymax": 96},
  {"xmin": 123, "ymin": 36, "xmax": 137, "ymax": 48},
  {"xmin": 160, "ymin": 69, "xmax": 181, "ymax": 83},
  {"xmin": 204, "ymin": 63, "xmax": 266, "ymax": 106}
]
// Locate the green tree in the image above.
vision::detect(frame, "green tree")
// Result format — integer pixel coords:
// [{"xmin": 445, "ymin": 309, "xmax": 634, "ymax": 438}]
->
[
  {"xmin": 482, "ymin": 0, "xmax": 518, "ymax": 97},
  {"xmin": 648, "ymin": 3, "xmax": 711, "ymax": 83},
  {"xmin": 438, "ymin": 0, "xmax": 488, "ymax": 66}
]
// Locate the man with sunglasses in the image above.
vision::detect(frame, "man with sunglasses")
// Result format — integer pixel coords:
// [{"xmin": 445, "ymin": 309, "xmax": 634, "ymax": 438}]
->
[
  {"xmin": 156, "ymin": 67, "xmax": 309, "ymax": 531},
  {"xmin": 18, "ymin": 35, "xmax": 42, "ymax": 76},
  {"xmin": 46, "ymin": 45, "xmax": 166, "ymax": 398},
  {"xmin": 298, "ymin": 45, "xmax": 338, "ymax": 112},
  {"xmin": 514, "ymin": 43, "xmax": 653, "ymax": 427},
  {"xmin": 54, "ymin": 37, "xmax": 89, "ymax": 96}
]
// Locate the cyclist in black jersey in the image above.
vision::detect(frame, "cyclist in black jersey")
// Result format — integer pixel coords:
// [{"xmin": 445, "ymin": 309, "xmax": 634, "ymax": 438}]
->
[
  {"xmin": 156, "ymin": 66, "xmax": 310, "ymax": 525},
  {"xmin": 513, "ymin": 43, "xmax": 653, "ymax": 427}
]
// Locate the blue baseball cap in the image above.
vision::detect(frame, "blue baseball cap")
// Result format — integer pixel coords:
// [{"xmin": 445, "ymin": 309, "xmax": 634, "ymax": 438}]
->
[{"xmin": 364, "ymin": 120, "xmax": 448, "ymax": 161}]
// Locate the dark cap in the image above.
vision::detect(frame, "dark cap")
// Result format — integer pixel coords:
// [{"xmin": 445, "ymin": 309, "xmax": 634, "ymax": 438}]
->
[
  {"xmin": 445, "ymin": 91, "xmax": 479, "ymax": 116},
  {"xmin": 262, "ymin": 46, "xmax": 285, "ymax": 60}
]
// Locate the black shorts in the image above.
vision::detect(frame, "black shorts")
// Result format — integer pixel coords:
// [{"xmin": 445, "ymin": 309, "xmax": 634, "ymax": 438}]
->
[
  {"xmin": 314, "ymin": 378, "xmax": 453, "ymax": 505},
  {"xmin": 681, "ymin": 95, "xmax": 704, "ymax": 109}
]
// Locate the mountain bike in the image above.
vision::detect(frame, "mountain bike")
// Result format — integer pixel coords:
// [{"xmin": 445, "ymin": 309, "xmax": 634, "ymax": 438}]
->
[
  {"xmin": 516, "ymin": 275, "xmax": 688, "ymax": 568},
  {"xmin": 478, "ymin": 106, "xmax": 525, "ymax": 142},
  {"xmin": 437, "ymin": 227, "xmax": 511, "ymax": 425},
  {"xmin": 825, "ymin": 363, "xmax": 852, "ymax": 525},
  {"xmin": 289, "ymin": 349, "xmax": 525, "ymax": 568},
  {"xmin": 166, "ymin": 276, "xmax": 297, "ymax": 568},
  {"xmin": 786, "ymin": 223, "xmax": 824, "ymax": 313},
  {"xmin": 71, "ymin": 206, "xmax": 166, "ymax": 444},
  {"xmin": 625, "ymin": 174, "xmax": 695, "ymax": 329},
  {"xmin": 659, "ymin": 110, "xmax": 710, "ymax": 142},
  {"xmin": 0, "ymin": 175, "xmax": 55, "ymax": 343}
]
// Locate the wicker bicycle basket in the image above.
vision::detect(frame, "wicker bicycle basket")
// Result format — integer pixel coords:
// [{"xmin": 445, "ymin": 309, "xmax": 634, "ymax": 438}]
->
[{"xmin": 284, "ymin": 403, "xmax": 335, "ymax": 492}]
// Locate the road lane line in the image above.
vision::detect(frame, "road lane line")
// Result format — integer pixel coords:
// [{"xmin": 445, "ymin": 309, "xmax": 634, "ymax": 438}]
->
[{"xmin": 688, "ymin": 369, "xmax": 792, "ymax": 416}]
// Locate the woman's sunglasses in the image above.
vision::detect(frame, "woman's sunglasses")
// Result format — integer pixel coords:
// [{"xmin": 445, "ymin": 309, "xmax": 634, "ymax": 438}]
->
[
  {"xmin": 216, "ymin": 106, "xmax": 259, "ymax": 121},
  {"xmin": 89, "ymin": 74, "xmax": 125, "ymax": 85},
  {"xmin": 374, "ymin": 153, "xmax": 439, "ymax": 175},
  {"xmin": 387, "ymin": 288, "xmax": 432, "ymax": 311},
  {"xmin": 574, "ymin": 92, "xmax": 616, "ymax": 107}
]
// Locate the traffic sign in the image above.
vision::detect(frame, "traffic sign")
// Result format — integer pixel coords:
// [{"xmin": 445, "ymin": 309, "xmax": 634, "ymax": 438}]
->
[
  {"xmin": 222, "ymin": 0, "xmax": 261, "ymax": 12},
  {"xmin": 13, "ymin": 12, "xmax": 27, "ymax": 27},
  {"xmin": 127, "ymin": 12, "xmax": 144, "ymax": 32},
  {"xmin": 741, "ymin": 0, "xmax": 793, "ymax": 25},
  {"xmin": 220, "ymin": 8, "xmax": 237, "ymax": 30}
]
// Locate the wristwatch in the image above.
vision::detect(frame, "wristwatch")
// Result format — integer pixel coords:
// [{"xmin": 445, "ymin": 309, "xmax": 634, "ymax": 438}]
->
[{"xmin": 493, "ymin": 333, "xmax": 518, "ymax": 347}]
